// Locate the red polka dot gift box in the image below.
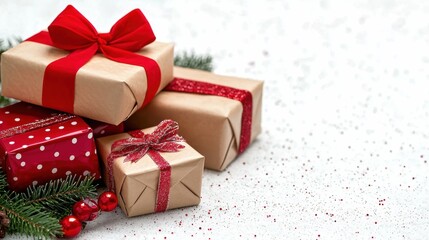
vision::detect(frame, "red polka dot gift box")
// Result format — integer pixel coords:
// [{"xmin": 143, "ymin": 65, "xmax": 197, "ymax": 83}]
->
[
  {"xmin": 0, "ymin": 102, "xmax": 101, "ymax": 191},
  {"xmin": 84, "ymin": 118, "xmax": 124, "ymax": 139}
]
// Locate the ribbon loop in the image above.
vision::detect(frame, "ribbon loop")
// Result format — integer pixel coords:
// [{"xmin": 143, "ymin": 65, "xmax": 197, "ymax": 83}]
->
[{"xmin": 27, "ymin": 5, "xmax": 161, "ymax": 114}]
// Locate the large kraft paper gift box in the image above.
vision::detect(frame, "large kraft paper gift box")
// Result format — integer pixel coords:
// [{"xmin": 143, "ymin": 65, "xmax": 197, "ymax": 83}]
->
[
  {"xmin": 0, "ymin": 5, "xmax": 173, "ymax": 125},
  {"xmin": 126, "ymin": 67, "xmax": 263, "ymax": 171},
  {"xmin": 96, "ymin": 120, "xmax": 204, "ymax": 217}
]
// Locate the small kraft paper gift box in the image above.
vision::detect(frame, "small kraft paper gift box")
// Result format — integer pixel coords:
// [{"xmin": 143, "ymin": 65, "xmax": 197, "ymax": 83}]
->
[
  {"xmin": 125, "ymin": 67, "xmax": 263, "ymax": 171},
  {"xmin": 1, "ymin": 5, "xmax": 174, "ymax": 125},
  {"xmin": 0, "ymin": 102, "xmax": 101, "ymax": 191},
  {"xmin": 96, "ymin": 120, "xmax": 204, "ymax": 217}
]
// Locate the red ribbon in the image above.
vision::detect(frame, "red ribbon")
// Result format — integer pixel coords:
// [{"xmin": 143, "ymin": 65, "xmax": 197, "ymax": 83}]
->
[
  {"xmin": 0, "ymin": 113, "xmax": 76, "ymax": 140},
  {"xmin": 107, "ymin": 120, "xmax": 185, "ymax": 212},
  {"xmin": 164, "ymin": 78, "xmax": 253, "ymax": 153},
  {"xmin": 26, "ymin": 5, "xmax": 161, "ymax": 113}
]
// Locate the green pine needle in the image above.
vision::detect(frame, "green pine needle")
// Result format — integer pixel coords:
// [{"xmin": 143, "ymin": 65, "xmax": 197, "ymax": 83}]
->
[
  {"xmin": 0, "ymin": 170, "xmax": 97, "ymax": 238},
  {"xmin": 0, "ymin": 37, "xmax": 21, "ymax": 55},
  {"xmin": 19, "ymin": 175, "xmax": 98, "ymax": 218},
  {"xmin": 0, "ymin": 195, "xmax": 62, "ymax": 239},
  {"xmin": 174, "ymin": 52, "xmax": 213, "ymax": 72}
]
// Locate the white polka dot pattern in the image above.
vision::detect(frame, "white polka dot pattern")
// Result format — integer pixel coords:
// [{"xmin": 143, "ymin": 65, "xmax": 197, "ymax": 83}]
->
[{"xmin": 0, "ymin": 103, "xmax": 100, "ymax": 192}]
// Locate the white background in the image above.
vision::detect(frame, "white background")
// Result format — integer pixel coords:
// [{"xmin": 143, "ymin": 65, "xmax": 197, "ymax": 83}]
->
[{"xmin": 2, "ymin": 0, "xmax": 429, "ymax": 239}]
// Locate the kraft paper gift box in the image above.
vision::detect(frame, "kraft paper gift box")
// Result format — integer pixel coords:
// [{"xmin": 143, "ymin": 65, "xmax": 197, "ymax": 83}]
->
[
  {"xmin": 125, "ymin": 67, "xmax": 263, "ymax": 171},
  {"xmin": 0, "ymin": 102, "xmax": 101, "ymax": 191},
  {"xmin": 0, "ymin": 5, "xmax": 174, "ymax": 125},
  {"xmin": 96, "ymin": 120, "xmax": 204, "ymax": 217}
]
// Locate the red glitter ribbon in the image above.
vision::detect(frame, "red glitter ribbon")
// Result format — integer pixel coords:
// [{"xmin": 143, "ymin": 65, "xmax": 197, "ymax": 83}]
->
[
  {"xmin": 164, "ymin": 78, "xmax": 253, "ymax": 153},
  {"xmin": 107, "ymin": 120, "xmax": 185, "ymax": 212},
  {"xmin": 0, "ymin": 113, "xmax": 76, "ymax": 140},
  {"xmin": 26, "ymin": 5, "xmax": 161, "ymax": 113}
]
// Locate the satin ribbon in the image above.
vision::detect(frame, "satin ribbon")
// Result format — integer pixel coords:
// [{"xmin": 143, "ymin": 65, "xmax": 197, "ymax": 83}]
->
[
  {"xmin": 164, "ymin": 78, "xmax": 253, "ymax": 153},
  {"xmin": 107, "ymin": 120, "xmax": 185, "ymax": 212},
  {"xmin": 26, "ymin": 5, "xmax": 161, "ymax": 113}
]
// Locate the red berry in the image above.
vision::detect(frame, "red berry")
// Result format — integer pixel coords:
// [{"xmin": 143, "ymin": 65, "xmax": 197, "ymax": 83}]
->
[
  {"xmin": 98, "ymin": 191, "xmax": 118, "ymax": 212},
  {"xmin": 60, "ymin": 215, "xmax": 82, "ymax": 238},
  {"xmin": 72, "ymin": 201, "xmax": 92, "ymax": 222}
]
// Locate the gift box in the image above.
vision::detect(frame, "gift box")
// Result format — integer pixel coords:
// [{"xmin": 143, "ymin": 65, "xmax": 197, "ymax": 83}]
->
[
  {"xmin": 96, "ymin": 120, "xmax": 204, "ymax": 217},
  {"xmin": 0, "ymin": 102, "xmax": 101, "ymax": 191},
  {"xmin": 125, "ymin": 67, "xmax": 263, "ymax": 171},
  {"xmin": 84, "ymin": 118, "xmax": 124, "ymax": 138},
  {"xmin": 1, "ymin": 5, "xmax": 174, "ymax": 125}
]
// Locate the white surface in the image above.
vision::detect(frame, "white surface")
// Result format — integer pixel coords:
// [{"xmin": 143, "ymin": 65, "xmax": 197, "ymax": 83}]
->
[{"xmin": 2, "ymin": 0, "xmax": 429, "ymax": 239}]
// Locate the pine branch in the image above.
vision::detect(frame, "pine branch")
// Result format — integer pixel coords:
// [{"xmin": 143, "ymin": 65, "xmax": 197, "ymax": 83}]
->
[
  {"xmin": 0, "ymin": 169, "xmax": 6, "ymax": 194},
  {"xmin": 19, "ymin": 175, "xmax": 97, "ymax": 218},
  {"xmin": 0, "ymin": 37, "xmax": 21, "ymax": 55},
  {"xmin": 174, "ymin": 52, "xmax": 213, "ymax": 72},
  {"xmin": 0, "ymin": 194, "xmax": 62, "ymax": 239},
  {"xmin": 0, "ymin": 171, "xmax": 61, "ymax": 238}
]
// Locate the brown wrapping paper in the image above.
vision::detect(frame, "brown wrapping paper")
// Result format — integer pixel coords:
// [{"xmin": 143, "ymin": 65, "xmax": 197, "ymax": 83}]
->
[
  {"xmin": 125, "ymin": 67, "xmax": 263, "ymax": 171},
  {"xmin": 1, "ymin": 41, "xmax": 174, "ymax": 125},
  {"xmin": 96, "ymin": 127, "xmax": 204, "ymax": 217}
]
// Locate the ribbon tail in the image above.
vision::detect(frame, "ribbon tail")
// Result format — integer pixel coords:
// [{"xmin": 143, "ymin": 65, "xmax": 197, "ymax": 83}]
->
[
  {"xmin": 101, "ymin": 45, "xmax": 161, "ymax": 108},
  {"xmin": 43, "ymin": 43, "xmax": 98, "ymax": 113},
  {"xmin": 148, "ymin": 150, "xmax": 171, "ymax": 212}
]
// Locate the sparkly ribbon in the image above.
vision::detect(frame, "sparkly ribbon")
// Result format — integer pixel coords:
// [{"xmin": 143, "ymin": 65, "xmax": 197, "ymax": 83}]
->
[
  {"xmin": 107, "ymin": 120, "xmax": 185, "ymax": 212},
  {"xmin": 26, "ymin": 5, "xmax": 161, "ymax": 113},
  {"xmin": 0, "ymin": 113, "xmax": 76, "ymax": 140},
  {"xmin": 164, "ymin": 78, "xmax": 253, "ymax": 153}
]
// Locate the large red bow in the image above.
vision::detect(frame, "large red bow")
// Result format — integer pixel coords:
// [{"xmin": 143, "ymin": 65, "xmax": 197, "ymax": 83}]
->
[
  {"xmin": 27, "ymin": 5, "xmax": 161, "ymax": 113},
  {"xmin": 106, "ymin": 120, "xmax": 185, "ymax": 212}
]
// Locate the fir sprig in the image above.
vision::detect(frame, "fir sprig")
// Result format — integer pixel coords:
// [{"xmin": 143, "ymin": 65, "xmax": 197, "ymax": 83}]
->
[
  {"xmin": 174, "ymin": 52, "xmax": 213, "ymax": 72},
  {"xmin": 0, "ymin": 169, "xmax": 97, "ymax": 238},
  {"xmin": 0, "ymin": 195, "xmax": 62, "ymax": 239},
  {"xmin": 0, "ymin": 37, "xmax": 21, "ymax": 55},
  {"xmin": 19, "ymin": 175, "xmax": 98, "ymax": 218}
]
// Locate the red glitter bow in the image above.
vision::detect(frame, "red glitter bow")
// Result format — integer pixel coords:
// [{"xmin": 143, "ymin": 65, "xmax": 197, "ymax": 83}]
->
[
  {"xmin": 27, "ymin": 5, "xmax": 161, "ymax": 113},
  {"xmin": 107, "ymin": 120, "xmax": 185, "ymax": 212}
]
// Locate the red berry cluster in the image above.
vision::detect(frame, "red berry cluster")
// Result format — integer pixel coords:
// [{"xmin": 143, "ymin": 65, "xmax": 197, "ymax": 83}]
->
[{"xmin": 60, "ymin": 191, "xmax": 118, "ymax": 238}]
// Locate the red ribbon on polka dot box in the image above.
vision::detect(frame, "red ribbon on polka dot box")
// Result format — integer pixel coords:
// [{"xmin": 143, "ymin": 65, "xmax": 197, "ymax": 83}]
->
[{"xmin": 0, "ymin": 102, "xmax": 101, "ymax": 191}]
